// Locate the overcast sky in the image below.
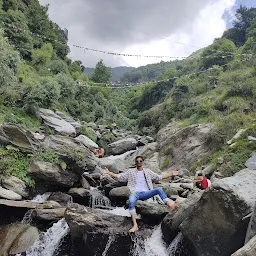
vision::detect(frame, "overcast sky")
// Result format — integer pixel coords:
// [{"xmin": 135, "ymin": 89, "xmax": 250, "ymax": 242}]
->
[{"xmin": 38, "ymin": 0, "xmax": 243, "ymax": 68}]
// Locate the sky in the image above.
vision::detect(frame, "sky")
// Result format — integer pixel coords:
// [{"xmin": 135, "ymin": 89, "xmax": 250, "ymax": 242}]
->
[{"xmin": 38, "ymin": 0, "xmax": 254, "ymax": 68}]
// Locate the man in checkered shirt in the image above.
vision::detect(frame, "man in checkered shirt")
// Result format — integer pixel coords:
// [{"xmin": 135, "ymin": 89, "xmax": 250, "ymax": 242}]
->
[{"xmin": 101, "ymin": 155, "xmax": 180, "ymax": 232}]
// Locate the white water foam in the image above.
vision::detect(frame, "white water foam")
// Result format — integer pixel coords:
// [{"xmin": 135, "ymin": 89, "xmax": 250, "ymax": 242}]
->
[
  {"xmin": 167, "ymin": 232, "xmax": 183, "ymax": 255},
  {"xmin": 30, "ymin": 192, "xmax": 51, "ymax": 203},
  {"xmin": 24, "ymin": 218, "xmax": 69, "ymax": 256},
  {"xmin": 133, "ymin": 225, "xmax": 168, "ymax": 256},
  {"xmin": 102, "ymin": 235, "xmax": 116, "ymax": 256}
]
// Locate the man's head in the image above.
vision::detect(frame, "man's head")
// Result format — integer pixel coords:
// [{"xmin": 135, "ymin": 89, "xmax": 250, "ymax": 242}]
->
[{"xmin": 135, "ymin": 156, "xmax": 144, "ymax": 169}]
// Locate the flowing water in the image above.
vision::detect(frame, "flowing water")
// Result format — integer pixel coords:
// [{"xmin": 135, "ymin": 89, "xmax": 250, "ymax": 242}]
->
[
  {"xmin": 17, "ymin": 218, "xmax": 69, "ymax": 256},
  {"xmin": 30, "ymin": 192, "xmax": 51, "ymax": 203},
  {"xmin": 89, "ymin": 189, "xmax": 111, "ymax": 209}
]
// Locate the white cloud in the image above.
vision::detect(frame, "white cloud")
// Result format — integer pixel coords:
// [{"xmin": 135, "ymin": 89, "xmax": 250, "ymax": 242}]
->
[{"xmin": 39, "ymin": 0, "xmax": 236, "ymax": 67}]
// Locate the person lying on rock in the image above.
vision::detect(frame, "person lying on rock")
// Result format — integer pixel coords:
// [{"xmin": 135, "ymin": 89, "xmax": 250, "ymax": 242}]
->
[
  {"xmin": 193, "ymin": 173, "xmax": 211, "ymax": 190},
  {"xmin": 100, "ymin": 155, "xmax": 180, "ymax": 233}
]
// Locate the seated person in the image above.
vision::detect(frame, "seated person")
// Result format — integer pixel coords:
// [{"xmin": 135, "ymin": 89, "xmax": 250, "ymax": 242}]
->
[
  {"xmin": 93, "ymin": 147, "xmax": 105, "ymax": 158},
  {"xmin": 194, "ymin": 173, "xmax": 211, "ymax": 190}
]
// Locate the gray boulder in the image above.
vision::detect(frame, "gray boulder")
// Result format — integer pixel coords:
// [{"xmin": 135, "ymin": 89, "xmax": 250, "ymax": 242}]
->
[
  {"xmin": 157, "ymin": 122, "xmax": 219, "ymax": 170},
  {"xmin": 0, "ymin": 223, "xmax": 39, "ymax": 256},
  {"xmin": 65, "ymin": 203, "xmax": 152, "ymax": 256},
  {"xmin": 29, "ymin": 161, "xmax": 78, "ymax": 190},
  {"xmin": 180, "ymin": 169, "xmax": 256, "ymax": 256},
  {"xmin": 1, "ymin": 176, "xmax": 28, "ymax": 198},
  {"xmin": 39, "ymin": 108, "xmax": 76, "ymax": 135},
  {"xmin": 0, "ymin": 186, "xmax": 22, "ymax": 200},
  {"xmin": 109, "ymin": 137, "xmax": 137, "ymax": 155}
]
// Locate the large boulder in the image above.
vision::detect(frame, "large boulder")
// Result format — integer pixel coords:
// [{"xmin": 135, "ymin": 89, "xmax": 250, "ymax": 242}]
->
[
  {"xmin": 75, "ymin": 135, "xmax": 98, "ymax": 150},
  {"xmin": 180, "ymin": 169, "xmax": 256, "ymax": 256},
  {"xmin": 65, "ymin": 203, "xmax": 152, "ymax": 256},
  {"xmin": 55, "ymin": 110, "xmax": 81, "ymax": 128},
  {"xmin": 48, "ymin": 192, "xmax": 73, "ymax": 206},
  {"xmin": 161, "ymin": 192, "xmax": 203, "ymax": 243},
  {"xmin": 38, "ymin": 108, "xmax": 76, "ymax": 135},
  {"xmin": 28, "ymin": 161, "xmax": 79, "ymax": 190},
  {"xmin": 109, "ymin": 137, "xmax": 138, "ymax": 155},
  {"xmin": 41, "ymin": 135, "xmax": 98, "ymax": 173},
  {"xmin": 157, "ymin": 122, "xmax": 219, "ymax": 170},
  {"xmin": 0, "ymin": 124, "xmax": 37, "ymax": 151},
  {"xmin": 1, "ymin": 176, "xmax": 28, "ymax": 198},
  {"xmin": 0, "ymin": 223, "xmax": 39, "ymax": 256}
]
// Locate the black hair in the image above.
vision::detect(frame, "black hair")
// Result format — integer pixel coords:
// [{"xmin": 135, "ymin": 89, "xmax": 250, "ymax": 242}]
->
[
  {"xmin": 205, "ymin": 174, "xmax": 211, "ymax": 179},
  {"xmin": 135, "ymin": 156, "xmax": 144, "ymax": 161},
  {"xmin": 198, "ymin": 173, "xmax": 203, "ymax": 176}
]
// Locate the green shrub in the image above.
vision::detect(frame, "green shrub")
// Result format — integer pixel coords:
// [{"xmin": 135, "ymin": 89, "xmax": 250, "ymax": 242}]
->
[
  {"xmin": 0, "ymin": 145, "xmax": 34, "ymax": 187},
  {"xmin": 77, "ymin": 125, "xmax": 97, "ymax": 142}
]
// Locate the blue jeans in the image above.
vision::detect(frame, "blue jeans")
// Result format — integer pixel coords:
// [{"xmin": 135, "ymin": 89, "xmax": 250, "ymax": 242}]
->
[{"xmin": 128, "ymin": 187, "xmax": 168, "ymax": 215}]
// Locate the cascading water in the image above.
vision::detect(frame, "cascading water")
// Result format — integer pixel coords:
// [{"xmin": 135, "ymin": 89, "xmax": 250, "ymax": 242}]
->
[
  {"xmin": 30, "ymin": 192, "xmax": 51, "ymax": 203},
  {"xmin": 132, "ymin": 225, "xmax": 169, "ymax": 256},
  {"xmin": 167, "ymin": 232, "xmax": 183, "ymax": 255},
  {"xmin": 18, "ymin": 218, "xmax": 69, "ymax": 256},
  {"xmin": 89, "ymin": 189, "xmax": 111, "ymax": 209}
]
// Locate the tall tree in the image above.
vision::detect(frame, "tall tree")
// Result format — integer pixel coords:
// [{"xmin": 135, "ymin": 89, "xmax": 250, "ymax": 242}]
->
[
  {"xmin": 91, "ymin": 59, "xmax": 112, "ymax": 83},
  {"xmin": 2, "ymin": 9, "xmax": 33, "ymax": 58}
]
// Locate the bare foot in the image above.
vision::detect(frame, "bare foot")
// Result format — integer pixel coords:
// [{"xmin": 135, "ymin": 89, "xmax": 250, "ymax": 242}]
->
[
  {"xmin": 129, "ymin": 225, "xmax": 139, "ymax": 233},
  {"xmin": 167, "ymin": 202, "xmax": 178, "ymax": 209}
]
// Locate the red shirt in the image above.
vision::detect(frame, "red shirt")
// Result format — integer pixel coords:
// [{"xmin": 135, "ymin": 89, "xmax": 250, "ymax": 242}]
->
[{"xmin": 201, "ymin": 177, "xmax": 209, "ymax": 189}]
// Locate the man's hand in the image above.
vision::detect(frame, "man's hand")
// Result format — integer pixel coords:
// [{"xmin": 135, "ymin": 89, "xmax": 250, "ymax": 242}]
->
[{"xmin": 100, "ymin": 168, "xmax": 110, "ymax": 175}]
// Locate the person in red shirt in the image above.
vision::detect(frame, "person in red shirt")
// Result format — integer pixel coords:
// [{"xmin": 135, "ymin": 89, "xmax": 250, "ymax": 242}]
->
[{"xmin": 194, "ymin": 173, "xmax": 211, "ymax": 189}]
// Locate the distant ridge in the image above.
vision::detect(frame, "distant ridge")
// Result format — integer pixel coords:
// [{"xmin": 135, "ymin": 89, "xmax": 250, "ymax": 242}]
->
[{"xmin": 85, "ymin": 66, "xmax": 135, "ymax": 82}]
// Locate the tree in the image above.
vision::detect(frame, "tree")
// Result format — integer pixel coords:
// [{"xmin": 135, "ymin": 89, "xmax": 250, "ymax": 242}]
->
[
  {"xmin": 32, "ymin": 43, "xmax": 53, "ymax": 68},
  {"xmin": 223, "ymin": 6, "xmax": 256, "ymax": 46},
  {"xmin": 91, "ymin": 60, "xmax": 112, "ymax": 83},
  {"xmin": 0, "ymin": 29, "xmax": 20, "ymax": 89},
  {"xmin": 2, "ymin": 9, "xmax": 33, "ymax": 58},
  {"xmin": 200, "ymin": 38, "xmax": 236, "ymax": 69}
]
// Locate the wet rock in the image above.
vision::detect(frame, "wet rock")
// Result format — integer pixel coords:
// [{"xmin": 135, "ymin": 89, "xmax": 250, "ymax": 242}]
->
[
  {"xmin": 136, "ymin": 200, "xmax": 170, "ymax": 223},
  {"xmin": 180, "ymin": 169, "xmax": 256, "ymax": 256},
  {"xmin": 109, "ymin": 186, "xmax": 130, "ymax": 205},
  {"xmin": 48, "ymin": 192, "xmax": 73, "ymax": 206},
  {"xmin": 31, "ymin": 207, "xmax": 66, "ymax": 221},
  {"xmin": 162, "ymin": 192, "xmax": 203, "ymax": 243},
  {"xmin": 0, "ymin": 223, "xmax": 39, "ymax": 256},
  {"xmin": 65, "ymin": 203, "xmax": 152, "ymax": 256}
]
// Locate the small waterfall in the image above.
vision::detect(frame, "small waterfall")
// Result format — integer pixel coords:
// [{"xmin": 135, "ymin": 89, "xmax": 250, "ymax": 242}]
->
[
  {"xmin": 167, "ymin": 232, "xmax": 183, "ymax": 255},
  {"xmin": 132, "ymin": 225, "xmax": 168, "ymax": 256},
  {"xmin": 89, "ymin": 190, "xmax": 111, "ymax": 209},
  {"xmin": 23, "ymin": 218, "xmax": 69, "ymax": 256},
  {"xmin": 30, "ymin": 192, "xmax": 51, "ymax": 203},
  {"xmin": 102, "ymin": 235, "xmax": 116, "ymax": 256}
]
